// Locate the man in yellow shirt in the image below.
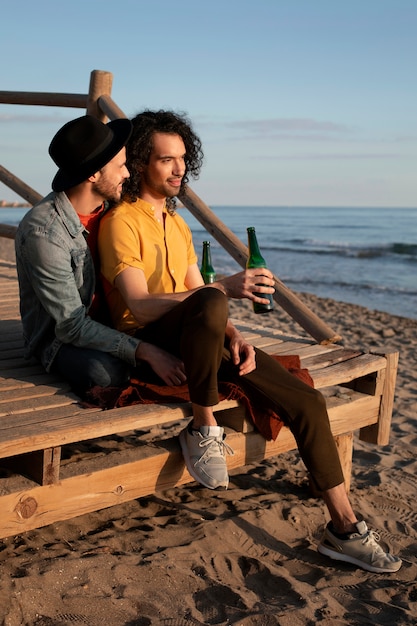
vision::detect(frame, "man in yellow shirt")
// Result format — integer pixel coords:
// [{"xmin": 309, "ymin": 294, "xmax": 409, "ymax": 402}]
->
[{"xmin": 98, "ymin": 110, "xmax": 401, "ymax": 573}]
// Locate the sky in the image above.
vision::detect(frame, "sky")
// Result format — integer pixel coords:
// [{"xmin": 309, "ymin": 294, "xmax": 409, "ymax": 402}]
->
[{"xmin": 1, "ymin": 0, "xmax": 416, "ymax": 207}]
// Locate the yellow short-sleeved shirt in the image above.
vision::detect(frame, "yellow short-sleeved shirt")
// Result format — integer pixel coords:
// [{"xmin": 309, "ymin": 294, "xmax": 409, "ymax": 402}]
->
[{"xmin": 99, "ymin": 198, "xmax": 198, "ymax": 334}]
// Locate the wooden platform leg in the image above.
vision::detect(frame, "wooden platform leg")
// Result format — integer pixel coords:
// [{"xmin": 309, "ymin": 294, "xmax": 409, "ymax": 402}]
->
[
  {"xmin": 359, "ymin": 350, "xmax": 399, "ymax": 445},
  {"xmin": 1, "ymin": 447, "xmax": 62, "ymax": 486},
  {"xmin": 40, "ymin": 447, "xmax": 62, "ymax": 485},
  {"xmin": 309, "ymin": 432, "xmax": 353, "ymax": 497},
  {"xmin": 334, "ymin": 433, "xmax": 353, "ymax": 493}
]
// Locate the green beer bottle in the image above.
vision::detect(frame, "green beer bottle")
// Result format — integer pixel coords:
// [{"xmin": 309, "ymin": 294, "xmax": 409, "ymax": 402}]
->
[
  {"xmin": 200, "ymin": 240, "xmax": 217, "ymax": 284},
  {"xmin": 246, "ymin": 226, "xmax": 274, "ymax": 314}
]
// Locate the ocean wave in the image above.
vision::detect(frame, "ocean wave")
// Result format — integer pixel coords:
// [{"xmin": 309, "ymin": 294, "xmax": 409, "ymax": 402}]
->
[
  {"xmin": 260, "ymin": 240, "xmax": 417, "ymax": 260},
  {"xmin": 280, "ymin": 276, "xmax": 417, "ymax": 297}
]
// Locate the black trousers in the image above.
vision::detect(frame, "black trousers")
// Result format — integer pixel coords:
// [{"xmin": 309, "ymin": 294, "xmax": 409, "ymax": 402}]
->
[{"xmin": 138, "ymin": 288, "xmax": 345, "ymax": 492}]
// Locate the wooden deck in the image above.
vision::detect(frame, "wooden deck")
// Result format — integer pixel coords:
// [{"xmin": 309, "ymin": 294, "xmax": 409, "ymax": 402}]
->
[{"xmin": 0, "ymin": 260, "xmax": 398, "ymax": 539}]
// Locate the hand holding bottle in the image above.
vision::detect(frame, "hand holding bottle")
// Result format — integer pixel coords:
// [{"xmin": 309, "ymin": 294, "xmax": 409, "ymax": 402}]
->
[
  {"xmin": 217, "ymin": 267, "xmax": 275, "ymax": 302},
  {"xmin": 246, "ymin": 226, "xmax": 274, "ymax": 314},
  {"xmin": 203, "ymin": 230, "xmax": 274, "ymax": 306}
]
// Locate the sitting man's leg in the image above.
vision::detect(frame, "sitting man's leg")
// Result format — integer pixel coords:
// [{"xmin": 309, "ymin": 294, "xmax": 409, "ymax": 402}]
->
[
  {"xmin": 52, "ymin": 344, "xmax": 130, "ymax": 396},
  {"xmin": 139, "ymin": 287, "xmax": 232, "ymax": 490},
  {"xmin": 221, "ymin": 347, "xmax": 401, "ymax": 573}
]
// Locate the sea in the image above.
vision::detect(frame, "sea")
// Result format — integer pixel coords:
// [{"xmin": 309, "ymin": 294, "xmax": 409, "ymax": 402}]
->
[{"xmin": 1, "ymin": 205, "xmax": 416, "ymax": 320}]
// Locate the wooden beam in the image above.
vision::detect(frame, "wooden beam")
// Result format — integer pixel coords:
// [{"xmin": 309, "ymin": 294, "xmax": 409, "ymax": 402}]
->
[
  {"xmin": 98, "ymin": 94, "xmax": 128, "ymax": 120},
  {"xmin": 0, "ymin": 91, "xmax": 87, "ymax": 108},
  {"xmin": 0, "ymin": 164, "xmax": 42, "ymax": 207}
]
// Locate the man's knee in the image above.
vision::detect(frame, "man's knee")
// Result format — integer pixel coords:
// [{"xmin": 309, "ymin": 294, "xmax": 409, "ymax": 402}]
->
[
  {"xmin": 54, "ymin": 345, "xmax": 130, "ymax": 393},
  {"xmin": 189, "ymin": 288, "xmax": 228, "ymax": 332},
  {"xmin": 310, "ymin": 387, "xmax": 328, "ymax": 419},
  {"xmin": 85, "ymin": 356, "xmax": 130, "ymax": 388}
]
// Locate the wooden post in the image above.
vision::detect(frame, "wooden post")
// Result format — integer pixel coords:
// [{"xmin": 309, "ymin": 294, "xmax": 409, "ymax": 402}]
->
[
  {"xmin": 86, "ymin": 70, "xmax": 113, "ymax": 121},
  {"xmin": 309, "ymin": 433, "xmax": 353, "ymax": 496},
  {"xmin": 179, "ymin": 185, "xmax": 342, "ymax": 345},
  {"xmin": 359, "ymin": 350, "xmax": 399, "ymax": 445},
  {"xmin": 335, "ymin": 433, "xmax": 353, "ymax": 492}
]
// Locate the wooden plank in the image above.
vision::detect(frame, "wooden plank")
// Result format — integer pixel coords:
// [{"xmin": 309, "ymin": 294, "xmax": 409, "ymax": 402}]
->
[
  {"xmin": 0, "ymin": 403, "xmax": 103, "ymax": 433},
  {"xmin": 0, "ymin": 374, "xmax": 67, "ymax": 391},
  {"xmin": 310, "ymin": 353, "xmax": 388, "ymax": 388},
  {"xmin": 0, "ymin": 385, "xmax": 380, "ymax": 457},
  {"xmin": 326, "ymin": 393, "xmax": 380, "ymax": 431},
  {"xmin": 0, "ymin": 438, "xmax": 186, "ymax": 538},
  {"xmin": 301, "ymin": 347, "xmax": 362, "ymax": 370},
  {"xmin": 0, "ymin": 391, "xmax": 80, "ymax": 417},
  {"xmin": 0, "ymin": 399, "xmax": 242, "ymax": 459},
  {"xmin": 0, "ymin": 383, "xmax": 72, "ymax": 404},
  {"xmin": 261, "ymin": 340, "xmax": 330, "ymax": 356},
  {"xmin": 249, "ymin": 336, "xmax": 288, "ymax": 350},
  {"xmin": 0, "ymin": 387, "xmax": 381, "ymax": 464}
]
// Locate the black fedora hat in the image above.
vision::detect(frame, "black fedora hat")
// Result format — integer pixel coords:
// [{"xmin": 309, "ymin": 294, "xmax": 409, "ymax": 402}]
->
[{"xmin": 49, "ymin": 115, "xmax": 132, "ymax": 192}]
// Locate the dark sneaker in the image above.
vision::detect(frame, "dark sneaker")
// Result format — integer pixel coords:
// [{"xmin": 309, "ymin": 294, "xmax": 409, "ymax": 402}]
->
[
  {"xmin": 318, "ymin": 520, "xmax": 402, "ymax": 573},
  {"xmin": 179, "ymin": 425, "xmax": 234, "ymax": 490}
]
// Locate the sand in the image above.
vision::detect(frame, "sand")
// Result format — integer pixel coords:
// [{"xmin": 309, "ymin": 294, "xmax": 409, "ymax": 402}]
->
[{"xmin": 0, "ymin": 241, "xmax": 416, "ymax": 625}]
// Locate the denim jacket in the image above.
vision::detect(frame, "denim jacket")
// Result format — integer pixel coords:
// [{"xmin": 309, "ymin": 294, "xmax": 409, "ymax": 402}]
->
[{"xmin": 15, "ymin": 191, "xmax": 139, "ymax": 371}]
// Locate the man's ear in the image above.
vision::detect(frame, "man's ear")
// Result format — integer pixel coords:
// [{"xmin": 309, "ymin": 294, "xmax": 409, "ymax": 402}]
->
[{"xmin": 88, "ymin": 171, "xmax": 100, "ymax": 183}]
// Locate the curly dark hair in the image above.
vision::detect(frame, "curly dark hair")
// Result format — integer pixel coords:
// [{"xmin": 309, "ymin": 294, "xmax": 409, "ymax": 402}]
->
[{"xmin": 122, "ymin": 110, "xmax": 204, "ymax": 212}]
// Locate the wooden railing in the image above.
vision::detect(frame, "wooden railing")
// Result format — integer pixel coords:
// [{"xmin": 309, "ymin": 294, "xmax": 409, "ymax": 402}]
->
[{"xmin": 0, "ymin": 69, "xmax": 341, "ymax": 344}]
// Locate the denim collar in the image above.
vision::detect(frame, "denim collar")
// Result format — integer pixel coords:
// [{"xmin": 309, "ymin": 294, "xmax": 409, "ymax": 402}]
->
[{"xmin": 54, "ymin": 191, "xmax": 85, "ymax": 238}]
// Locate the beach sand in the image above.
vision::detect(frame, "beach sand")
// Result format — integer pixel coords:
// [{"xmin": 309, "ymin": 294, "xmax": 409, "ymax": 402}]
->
[{"xmin": 0, "ymin": 241, "xmax": 416, "ymax": 625}]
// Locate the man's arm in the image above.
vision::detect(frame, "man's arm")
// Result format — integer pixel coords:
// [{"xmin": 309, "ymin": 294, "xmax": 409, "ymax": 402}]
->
[
  {"xmin": 114, "ymin": 263, "xmax": 206, "ymax": 327},
  {"xmin": 115, "ymin": 261, "xmax": 276, "ymax": 328},
  {"xmin": 21, "ymin": 232, "xmax": 141, "ymax": 366}
]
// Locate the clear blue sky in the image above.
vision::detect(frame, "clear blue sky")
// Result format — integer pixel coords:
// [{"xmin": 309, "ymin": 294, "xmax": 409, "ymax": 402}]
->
[{"xmin": 1, "ymin": 0, "xmax": 416, "ymax": 207}]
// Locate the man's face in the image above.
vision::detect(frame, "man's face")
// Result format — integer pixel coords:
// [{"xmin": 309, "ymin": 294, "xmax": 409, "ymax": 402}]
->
[
  {"xmin": 140, "ymin": 132, "xmax": 186, "ymax": 201},
  {"xmin": 94, "ymin": 147, "xmax": 129, "ymax": 203}
]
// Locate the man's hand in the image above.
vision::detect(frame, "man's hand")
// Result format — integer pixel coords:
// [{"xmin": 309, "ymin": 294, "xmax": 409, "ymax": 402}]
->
[
  {"xmin": 227, "ymin": 326, "xmax": 256, "ymax": 376},
  {"xmin": 218, "ymin": 268, "xmax": 275, "ymax": 304},
  {"xmin": 135, "ymin": 342, "xmax": 187, "ymax": 386}
]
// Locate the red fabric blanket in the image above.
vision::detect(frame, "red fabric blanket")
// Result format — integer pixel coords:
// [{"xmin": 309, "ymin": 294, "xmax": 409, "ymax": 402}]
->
[{"xmin": 85, "ymin": 355, "xmax": 313, "ymax": 441}]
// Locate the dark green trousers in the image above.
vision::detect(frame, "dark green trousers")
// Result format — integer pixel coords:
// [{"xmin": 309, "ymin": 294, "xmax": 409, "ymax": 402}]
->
[{"xmin": 138, "ymin": 288, "xmax": 344, "ymax": 492}]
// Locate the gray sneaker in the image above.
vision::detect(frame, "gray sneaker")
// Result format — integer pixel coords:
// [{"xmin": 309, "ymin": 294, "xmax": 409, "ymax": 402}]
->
[
  {"xmin": 318, "ymin": 520, "xmax": 402, "ymax": 573},
  {"xmin": 179, "ymin": 425, "xmax": 234, "ymax": 490}
]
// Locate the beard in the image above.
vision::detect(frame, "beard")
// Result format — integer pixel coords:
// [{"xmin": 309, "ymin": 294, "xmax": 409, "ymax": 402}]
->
[{"xmin": 94, "ymin": 177, "xmax": 123, "ymax": 205}]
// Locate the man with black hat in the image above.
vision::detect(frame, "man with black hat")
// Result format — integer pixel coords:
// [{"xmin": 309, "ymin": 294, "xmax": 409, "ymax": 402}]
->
[{"xmin": 15, "ymin": 115, "xmax": 181, "ymax": 396}]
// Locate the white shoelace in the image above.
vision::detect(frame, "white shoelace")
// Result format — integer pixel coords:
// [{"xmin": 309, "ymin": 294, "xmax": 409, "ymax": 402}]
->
[{"xmin": 194, "ymin": 434, "xmax": 234, "ymax": 466}]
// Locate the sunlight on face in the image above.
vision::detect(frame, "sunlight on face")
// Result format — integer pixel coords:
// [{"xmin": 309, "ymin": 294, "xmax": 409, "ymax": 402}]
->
[
  {"xmin": 95, "ymin": 147, "xmax": 129, "ymax": 203},
  {"xmin": 140, "ymin": 133, "xmax": 186, "ymax": 201}
]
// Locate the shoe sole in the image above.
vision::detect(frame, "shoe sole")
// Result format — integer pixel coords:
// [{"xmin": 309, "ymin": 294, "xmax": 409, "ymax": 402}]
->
[
  {"xmin": 317, "ymin": 542, "xmax": 402, "ymax": 573},
  {"xmin": 178, "ymin": 430, "xmax": 228, "ymax": 490}
]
